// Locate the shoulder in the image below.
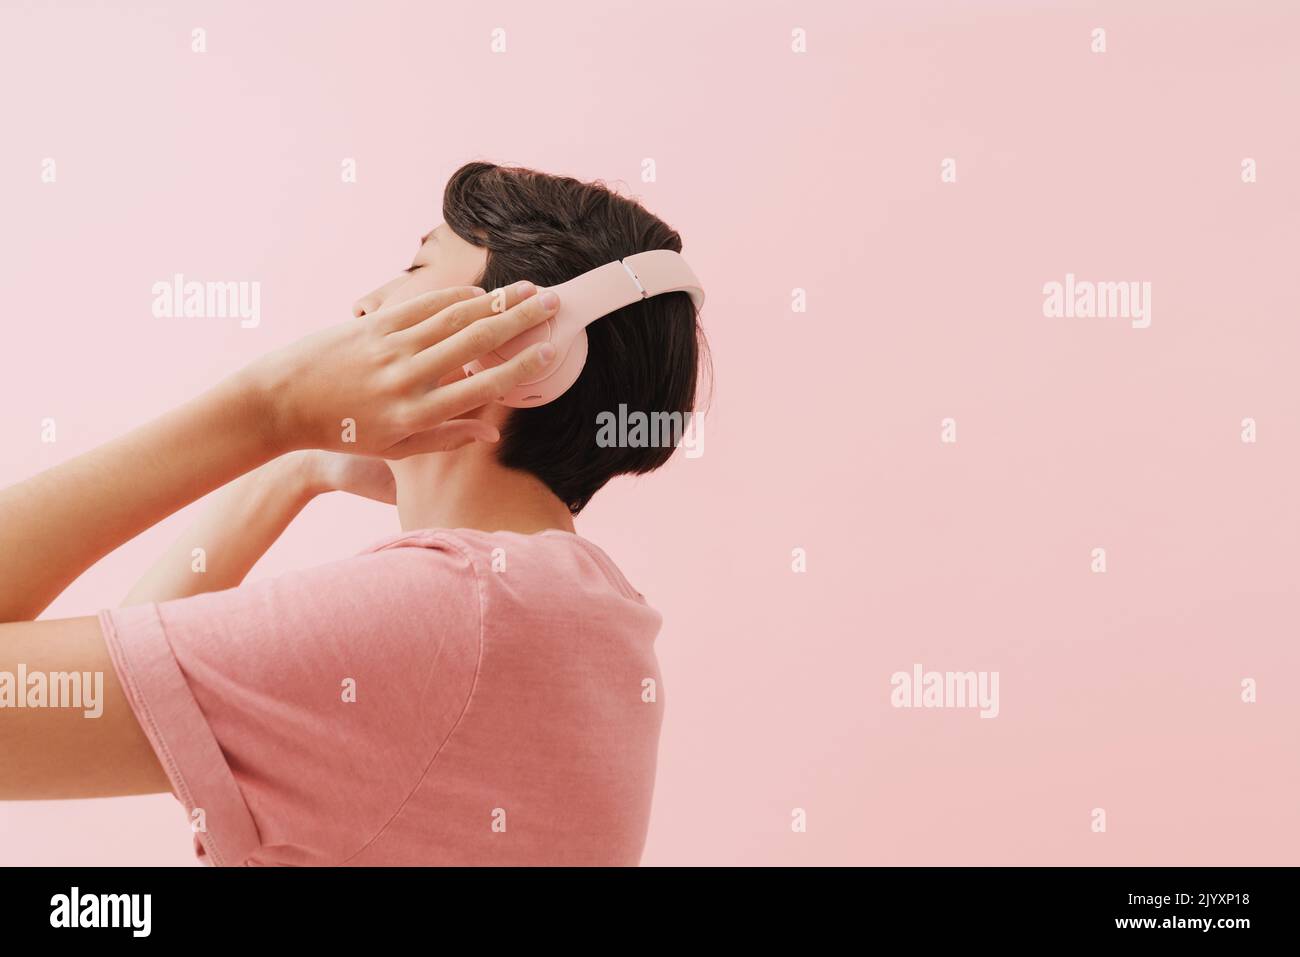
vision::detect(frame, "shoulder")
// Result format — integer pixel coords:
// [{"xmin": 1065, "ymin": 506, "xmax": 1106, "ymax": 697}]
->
[
  {"xmin": 137, "ymin": 532, "xmax": 484, "ymax": 667},
  {"xmin": 98, "ymin": 535, "xmax": 490, "ymax": 866},
  {"xmin": 397, "ymin": 528, "xmax": 654, "ymax": 605}
]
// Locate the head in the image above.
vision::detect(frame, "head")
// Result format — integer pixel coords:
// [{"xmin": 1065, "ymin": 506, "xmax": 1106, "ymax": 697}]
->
[{"xmin": 352, "ymin": 162, "xmax": 708, "ymax": 516}]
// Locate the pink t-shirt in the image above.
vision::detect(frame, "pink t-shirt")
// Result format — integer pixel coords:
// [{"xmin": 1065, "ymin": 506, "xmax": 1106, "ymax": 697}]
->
[{"xmin": 98, "ymin": 528, "xmax": 664, "ymax": 866}]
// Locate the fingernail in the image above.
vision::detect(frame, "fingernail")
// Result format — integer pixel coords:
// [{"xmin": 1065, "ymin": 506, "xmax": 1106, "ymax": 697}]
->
[
  {"xmin": 538, "ymin": 343, "xmax": 556, "ymax": 362},
  {"xmin": 514, "ymin": 280, "xmax": 535, "ymax": 296},
  {"xmin": 538, "ymin": 289, "xmax": 559, "ymax": 310}
]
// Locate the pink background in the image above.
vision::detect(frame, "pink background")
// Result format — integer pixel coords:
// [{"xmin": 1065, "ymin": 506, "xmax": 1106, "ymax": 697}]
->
[{"xmin": 2, "ymin": 0, "xmax": 1297, "ymax": 865}]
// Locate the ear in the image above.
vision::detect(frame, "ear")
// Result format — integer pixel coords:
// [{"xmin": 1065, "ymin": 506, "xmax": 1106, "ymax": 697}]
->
[{"xmin": 478, "ymin": 402, "xmax": 512, "ymax": 430}]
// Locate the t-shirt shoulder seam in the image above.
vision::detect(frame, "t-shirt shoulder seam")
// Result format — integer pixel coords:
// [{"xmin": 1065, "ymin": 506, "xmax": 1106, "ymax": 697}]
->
[
  {"xmin": 370, "ymin": 528, "xmax": 646, "ymax": 603},
  {"xmin": 336, "ymin": 535, "xmax": 486, "ymax": 865}
]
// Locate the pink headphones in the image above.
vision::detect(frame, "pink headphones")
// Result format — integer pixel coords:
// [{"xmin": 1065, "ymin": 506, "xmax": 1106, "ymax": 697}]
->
[{"xmin": 463, "ymin": 249, "xmax": 706, "ymax": 407}]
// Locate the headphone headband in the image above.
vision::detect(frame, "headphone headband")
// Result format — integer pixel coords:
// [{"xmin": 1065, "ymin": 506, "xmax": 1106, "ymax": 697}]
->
[
  {"xmin": 463, "ymin": 249, "xmax": 705, "ymax": 407},
  {"xmin": 548, "ymin": 250, "xmax": 705, "ymax": 334}
]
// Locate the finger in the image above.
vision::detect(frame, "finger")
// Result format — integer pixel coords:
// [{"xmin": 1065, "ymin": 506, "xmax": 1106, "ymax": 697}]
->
[
  {"xmin": 369, "ymin": 285, "xmax": 485, "ymax": 335},
  {"xmin": 409, "ymin": 285, "xmax": 560, "ymax": 384},
  {"xmin": 436, "ymin": 366, "xmax": 469, "ymax": 387},
  {"xmin": 396, "ymin": 279, "xmax": 539, "ymax": 353},
  {"xmin": 421, "ymin": 341, "xmax": 558, "ymax": 421},
  {"xmin": 383, "ymin": 418, "xmax": 501, "ymax": 459}
]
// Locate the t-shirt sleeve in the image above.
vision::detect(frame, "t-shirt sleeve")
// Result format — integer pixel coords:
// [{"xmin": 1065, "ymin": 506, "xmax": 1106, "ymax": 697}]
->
[{"xmin": 98, "ymin": 540, "xmax": 482, "ymax": 867}]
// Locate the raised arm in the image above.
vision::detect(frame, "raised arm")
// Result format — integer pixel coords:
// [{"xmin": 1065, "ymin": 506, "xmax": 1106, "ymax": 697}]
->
[
  {"xmin": 122, "ymin": 451, "xmax": 397, "ymax": 606},
  {"xmin": 0, "ymin": 282, "xmax": 561, "ymax": 799},
  {"xmin": 0, "ymin": 376, "xmax": 276, "ymax": 624}
]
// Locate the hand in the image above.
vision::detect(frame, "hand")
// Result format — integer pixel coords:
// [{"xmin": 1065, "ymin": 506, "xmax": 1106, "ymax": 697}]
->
[
  {"xmin": 242, "ymin": 282, "xmax": 560, "ymax": 458},
  {"xmin": 298, "ymin": 451, "xmax": 397, "ymax": 505}
]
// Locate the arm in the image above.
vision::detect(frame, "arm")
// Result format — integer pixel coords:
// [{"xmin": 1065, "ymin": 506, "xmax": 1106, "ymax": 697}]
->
[
  {"xmin": 123, "ymin": 454, "xmax": 320, "ymax": 606},
  {"xmin": 0, "ymin": 617, "xmax": 169, "ymax": 798},
  {"xmin": 122, "ymin": 451, "xmax": 395, "ymax": 605},
  {"xmin": 0, "ymin": 376, "xmax": 274, "ymax": 624},
  {"xmin": 0, "ymin": 282, "xmax": 561, "ymax": 799},
  {"xmin": 0, "ymin": 375, "xmax": 279, "ymax": 799}
]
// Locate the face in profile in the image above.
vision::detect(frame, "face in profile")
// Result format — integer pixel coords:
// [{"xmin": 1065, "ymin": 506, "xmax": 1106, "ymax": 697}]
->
[
  {"xmin": 351, "ymin": 224, "xmax": 488, "ymax": 319},
  {"xmin": 351, "ymin": 225, "xmax": 505, "ymax": 475}
]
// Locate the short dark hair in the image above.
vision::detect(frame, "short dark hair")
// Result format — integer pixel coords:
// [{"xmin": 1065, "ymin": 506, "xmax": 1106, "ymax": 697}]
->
[{"xmin": 443, "ymin": 162, "xmax": 708, "ymax": 514}]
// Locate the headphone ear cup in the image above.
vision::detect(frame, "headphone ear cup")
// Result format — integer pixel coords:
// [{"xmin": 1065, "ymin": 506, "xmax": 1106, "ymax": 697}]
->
[{"xmin": 501, "ymin": 329, "xmax": 588, "ymax": 408}]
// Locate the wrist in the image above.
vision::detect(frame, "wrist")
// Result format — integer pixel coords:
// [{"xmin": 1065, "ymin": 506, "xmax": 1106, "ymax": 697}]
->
[
  {"xmin": 229, "ymin": 359, "xmax": 300, "ymax": 458},
  {"xmin": 271, "ymin": 450, "xmax": 331, "ymax": 499}
]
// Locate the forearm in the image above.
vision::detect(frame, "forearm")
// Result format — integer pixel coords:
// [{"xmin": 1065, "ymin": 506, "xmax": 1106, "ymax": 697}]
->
[
  {"xmin": 0, "ymin": 372, "xmax": 280, "ymax": 623},
  {"xmin": 0, "ymin": 283, "xmax": 554, "ymax": 626},
  {"xmin": 123, "ymin": 453, "xmax": 321, "ymax": 605}
]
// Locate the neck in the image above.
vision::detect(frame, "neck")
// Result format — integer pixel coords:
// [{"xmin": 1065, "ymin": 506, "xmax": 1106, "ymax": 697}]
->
[{"xmin": 393, "ymin": 443, "xmax": 576, "ymax": 537}]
